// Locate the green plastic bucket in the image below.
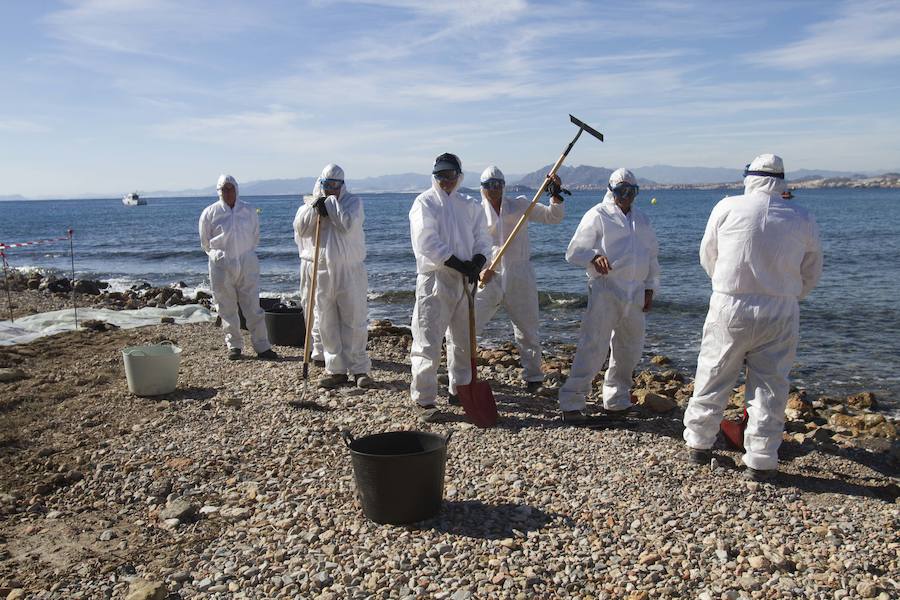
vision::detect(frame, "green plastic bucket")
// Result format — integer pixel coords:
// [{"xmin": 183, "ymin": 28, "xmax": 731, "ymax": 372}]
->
[{"xmin": 122, "ymin": 341, "xmax": 182, "ymax": 396}]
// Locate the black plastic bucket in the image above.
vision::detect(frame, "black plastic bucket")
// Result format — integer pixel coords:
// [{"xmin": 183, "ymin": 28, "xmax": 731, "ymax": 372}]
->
[
  {"xmin": 239, "ymin": 298, "xmax": 282, "ymax": 330},
  {"xmin": 264, "ymin": 307, "xmax": 305, "ymax": 347},
  {"xmin": 343, "ymin": 430, "xmax": 451, "ymax": 525}
]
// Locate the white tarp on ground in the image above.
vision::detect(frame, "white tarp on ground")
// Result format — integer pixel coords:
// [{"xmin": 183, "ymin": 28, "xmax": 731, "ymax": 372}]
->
[{"xmin": 0, "ymin": 305, "xmax": 216, "ymax": 346}]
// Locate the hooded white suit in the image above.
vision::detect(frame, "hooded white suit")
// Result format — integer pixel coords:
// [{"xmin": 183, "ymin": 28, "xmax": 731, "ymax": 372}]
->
[
  {"xmin": 293, "ymin": 164, "xmax": 370, "ymax": 375},
  {"xmin": 199, "ymin": 174, "xmax": 272, "ymax": 353},
  {"xmin": 683, "ymin": 154, "xmax": 823, "ymax": 471},
  {"xmin": 558, "ymin": 168, "xmax": 660, "ymax": 412},
  {"xmin": 409, "ymin": 162, "xmax": 492, "ymax": 406},
  {"xmin": 474, "ymin": 166, "xmax": 564, "ymax": 384}
]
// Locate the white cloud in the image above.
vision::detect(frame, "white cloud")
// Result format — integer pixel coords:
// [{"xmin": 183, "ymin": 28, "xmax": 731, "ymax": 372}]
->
[
  {"xmin": 41, "ymin": 0, "xmax": 263, "ymax": 60},
  {"xmin": 751, "ymin": 0, "xmax": 900, "ymax": 69},
  {"xmin": 0, "ymin": 119, "xmax": 49, "ymax": 133}
]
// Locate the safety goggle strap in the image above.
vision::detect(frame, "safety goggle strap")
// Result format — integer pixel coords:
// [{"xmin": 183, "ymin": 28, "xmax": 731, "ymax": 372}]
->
[{"xmin": 743, "ymin": 168, "xmax": 784, "ymax": 179}]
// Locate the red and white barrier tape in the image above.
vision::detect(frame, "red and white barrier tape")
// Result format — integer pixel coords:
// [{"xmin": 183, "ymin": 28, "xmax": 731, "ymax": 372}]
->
[{"xmin": 0, "ymin": 230, "xmax": 72, "ymax": 251}]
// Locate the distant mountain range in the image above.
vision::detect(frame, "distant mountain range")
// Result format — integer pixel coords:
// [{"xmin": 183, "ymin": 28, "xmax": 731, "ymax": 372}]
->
[{"xmin": 3, "ymin": 165, "xmax": 898, "ymax": 200}]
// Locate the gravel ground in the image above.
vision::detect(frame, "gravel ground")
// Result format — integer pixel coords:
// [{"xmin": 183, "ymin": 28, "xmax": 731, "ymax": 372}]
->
[{"xmin": 1, "ymin": 290, "xmax": 898, "ymax": 600}]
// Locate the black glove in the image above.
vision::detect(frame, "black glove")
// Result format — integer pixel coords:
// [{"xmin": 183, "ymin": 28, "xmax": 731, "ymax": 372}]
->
[
  {"xmin": 313, "ymin": 196, "xmax": 328, "ymax": 217},
  {"xmin": 545, "ymin": 179, "xmax": 571, "ymax": 200},
  {"xmin": 464, "ymin": 254, "xmax": 486, "ymax": 284},
  {"xmin": 444, "ymin": 255, "xmax": 468, "ymax": 275}
]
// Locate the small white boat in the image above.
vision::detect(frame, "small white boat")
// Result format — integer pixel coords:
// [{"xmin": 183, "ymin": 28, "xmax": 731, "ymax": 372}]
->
[{"xmin": 122, "ymin": 192, "xmax": 146, "ymax": 206}]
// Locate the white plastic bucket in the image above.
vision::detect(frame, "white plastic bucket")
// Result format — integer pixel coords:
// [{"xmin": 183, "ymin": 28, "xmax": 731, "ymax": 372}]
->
[{"xmin": 122, "ymin": 341, "xmax": 182, "ymax": 396}]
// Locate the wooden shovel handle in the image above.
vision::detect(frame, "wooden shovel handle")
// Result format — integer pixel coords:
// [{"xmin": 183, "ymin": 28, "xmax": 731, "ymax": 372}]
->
[{"xmin": 302, "ymin": 214, "xmax": 322, "ymax": 377}]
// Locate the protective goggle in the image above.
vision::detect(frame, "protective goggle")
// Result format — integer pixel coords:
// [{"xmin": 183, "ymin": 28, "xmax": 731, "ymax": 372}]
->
[
  {"xmin": 319, "ymin": 177, "xmax": 344, "ymax": 190},
  {"xmin": 609, "ymin": 182, "xmax": 639, "ymax": 200},
  {"xmin": 480, "ymin": 178, "xmax": 504, "ymax": 191},
  {"xmin": 434, "ymin": 169, "xmax": 460, "ymax": 182},
  {"xmin": 743, "ymin": 165, "xmax": 784, "ymax": 179}
]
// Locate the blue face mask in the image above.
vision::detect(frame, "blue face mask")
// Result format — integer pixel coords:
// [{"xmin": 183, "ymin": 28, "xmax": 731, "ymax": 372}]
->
[
  {"xmin": 743, "ymin": 164, "xmax": 784, "ymax": 179},
  {"xmin": 480, "ymin": 178, "xmax": 504, "ymax": 191},
  {"xmin": 609, "ymin": 182, "xmax": 639, "ymax": 200}
]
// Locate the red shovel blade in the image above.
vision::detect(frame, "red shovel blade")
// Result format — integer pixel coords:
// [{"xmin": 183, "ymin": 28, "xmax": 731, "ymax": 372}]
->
[
  {"xmin": 457, "ymin": 360, "xmax": 497, "ymax": 428},
  {"xmin": 720, "ymin": 409, "xmax": 748, "ymax": 450}
]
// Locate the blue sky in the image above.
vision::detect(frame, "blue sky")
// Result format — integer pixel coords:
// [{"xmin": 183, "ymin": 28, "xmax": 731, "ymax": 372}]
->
[{"xmin": 2, "ymin": 0, "xmax": 900, "ymax": 196}]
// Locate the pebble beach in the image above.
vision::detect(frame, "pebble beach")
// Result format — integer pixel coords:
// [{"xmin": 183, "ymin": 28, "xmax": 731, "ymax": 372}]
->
[{"xmin": 1, "ymin": 280, "xmax": 898, "ymax": 600}]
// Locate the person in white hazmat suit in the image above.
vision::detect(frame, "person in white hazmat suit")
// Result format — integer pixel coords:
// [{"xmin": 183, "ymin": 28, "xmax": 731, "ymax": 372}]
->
[
  {"xmin": 683, "ymin": 154, "xmax": 823, "ymax": 480},
  {"xmin": 558, "ymin": 168, "xmax": 660, "ymax": 424},
  {"xmin": 199, "ymin": 174, "xmax": 278, "ymax": 360},
  {"xmin": 293, "ymin": 164, "xmax": 372, "ymax": 389},
  {"xmin": 409, "ymin": 153, "xmax": 492, "ymax": 423},
  {"xmin": 475, "ymin": 166, "xmax": 564, "ymax": 395}
]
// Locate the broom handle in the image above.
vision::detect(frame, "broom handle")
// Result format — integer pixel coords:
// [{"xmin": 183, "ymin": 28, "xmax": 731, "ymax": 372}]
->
[
  {"xmin": 302, "ymin": 213, "xmax": 322, "ymax": 379},
  {"xmin": 482, "ymin": 128, "xmax": 582, "ymax": 285}
]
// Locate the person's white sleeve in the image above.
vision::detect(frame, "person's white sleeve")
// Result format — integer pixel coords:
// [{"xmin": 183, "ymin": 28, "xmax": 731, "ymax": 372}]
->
[
  {"xmin": 799, "ymin": 216, "xmax": 823, "ymax": 300},
  {"xmin": 198, "ymin": 209, "xmax": 211, "ymax": 255},
  {"xmin": 325, "ymin": 195, "xmax": 360, "ymax": 233},
  {"xmin": 699, "ymin": 204, "xmax": 723, "ymax": 279},
  {"xmin": 472, "ymin": 203, "xmax": 493, "ymax": 258},
  {"xmin": 410, "ymin": 202, "xmax": 453, "ymax": 265},
  {"xmin": 565, "ymin": 211, "xmax": 600, "ymax": 267},
  {"xmin": 293, "ymin": 203, "xmax": 317, "ymax": 240},
  {"xmin": 528, "ymin": 198, "xmax": 565, "ymax": 224},
  {"xmin": 645, "ymin": 221, "xmax": 661, "ymax": 292}
]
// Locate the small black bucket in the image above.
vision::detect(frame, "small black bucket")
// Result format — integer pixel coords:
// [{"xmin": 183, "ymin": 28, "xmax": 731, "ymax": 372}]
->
[
  {"xmin": 264, "ymin": 307, "xmax": 305, "ymax": 347},
  {"xmin": 343, "ymin": 430, "xmax": 451, "ymax": 525},
  {"xmin": 239, "ymin": 298, "xmax": 283, "ymax": 330}
]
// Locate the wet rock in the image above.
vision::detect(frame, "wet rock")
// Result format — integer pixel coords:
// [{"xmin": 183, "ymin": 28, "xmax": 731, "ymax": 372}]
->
[
  {"xmin": 73, "ymin": 280, "xmax": 102, "ymax": 295},
  {"xmin": 160, "ymin": 316, "xmax": 175, "ymax": 324},
  {"xmin": 847, "ymin": 391, "xmax": 877, "ymax": 410},
  {"xmin": 650, "ymin": 354, "xmax": 670, "ymax": 365}
]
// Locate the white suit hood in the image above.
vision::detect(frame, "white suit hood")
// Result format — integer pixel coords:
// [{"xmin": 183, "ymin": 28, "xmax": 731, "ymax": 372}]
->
[
  {"xmin": 480, "ymin": 165, "xmax": 505, "ymax": 183},
  {"xmin": 312, "ymin": 163, "xmax": 347, "ymax": 198},
  {"xmin": 743, "ymin": 153, "xmax": 787, "ymax": 196},
  {"xmin": 601, "ymin": 168, "xmax": 638, "ymax": 204},
  {"xmin": 217, "ymin": 174, "xmax": 239, "ymax": 203}
]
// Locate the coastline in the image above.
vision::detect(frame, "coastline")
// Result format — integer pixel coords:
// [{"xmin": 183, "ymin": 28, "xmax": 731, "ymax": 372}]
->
[{"xmin": 1, "ymin": 275, "xmax": 898, "ymax": 597}]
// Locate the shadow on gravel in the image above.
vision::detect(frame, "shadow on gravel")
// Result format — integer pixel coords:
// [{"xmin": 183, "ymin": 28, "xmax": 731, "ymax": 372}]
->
[
  {"xmin": 769, "ymin": 471, "xmax": 900, "ymax": 503},
  {"xmin": 159, "ymin": 386, "xmax": 218, "ymax": 402},
  {"xmin": 413, "ymin": 501, "xmax": 568, "ymax": 539},
  {"xmin": 371, "ymin": 358, "xmax": 411, "ymax": 375}
]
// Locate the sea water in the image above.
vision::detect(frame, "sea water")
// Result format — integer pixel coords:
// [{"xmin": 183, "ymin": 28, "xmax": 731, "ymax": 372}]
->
[{"xmin": 2, "ymin": 188, "xmax": 898, "ymax": 410}]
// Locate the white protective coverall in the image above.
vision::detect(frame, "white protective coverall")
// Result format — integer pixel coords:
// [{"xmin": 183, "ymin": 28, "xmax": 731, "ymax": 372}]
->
[
  {"xmin": 409, "ymin": 167, "xmax": 492, "ymax": 405},
  {"xmin": 558, "ymin": 168, "xmax": 660, "ymax": 412},
  {"xmin": 475, "ymin": 166, "xmax": 564, "ymax": 383},
  {"xmin": 199, "ymin": 174, "xmax": 272, "ymax": 352},
  {"xmin": 293, "ymin": 164, "xmax": 371, "ymax": 375},
  {"xmin": 683, "ymin": 154, "xmax": 823, "ymax": 471}
]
